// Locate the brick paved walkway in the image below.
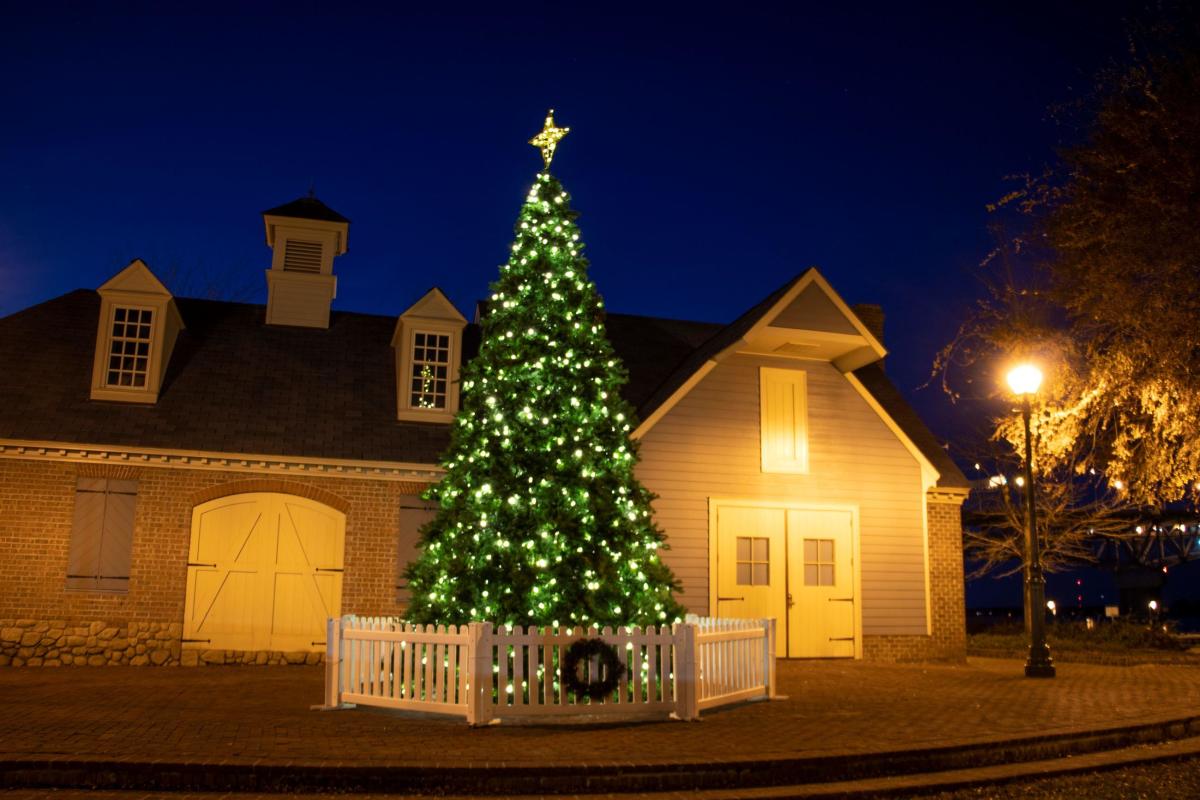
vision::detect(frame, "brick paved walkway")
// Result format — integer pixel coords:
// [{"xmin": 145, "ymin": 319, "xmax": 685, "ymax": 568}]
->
[{"xmin": 2, "ymin": 657, "xmax": 1200, "ymax": 769}]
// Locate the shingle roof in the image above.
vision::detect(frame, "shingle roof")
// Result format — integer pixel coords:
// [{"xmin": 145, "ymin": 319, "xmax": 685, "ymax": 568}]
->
[
  {"xmin": 0, "ymin": 291, "xmax": 443, "ymax": 463},
  {"xmin": 0, "ymin": 287, "xmax": 968, "ymax": 488},
  {"xmin": 262, "ymin": 196, "xmax": 350, "ymax": 224}
]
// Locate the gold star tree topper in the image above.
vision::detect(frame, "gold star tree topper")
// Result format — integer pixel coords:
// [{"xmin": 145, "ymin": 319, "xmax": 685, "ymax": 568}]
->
[{"xmin": 529, "ymin": 109, "xmax": 569, "ymax": 168}]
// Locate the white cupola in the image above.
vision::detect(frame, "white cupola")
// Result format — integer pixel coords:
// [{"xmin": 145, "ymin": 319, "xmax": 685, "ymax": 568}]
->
[{"xmin": 262, "ymin": 194, "xmax": 350, "ymax": 328}]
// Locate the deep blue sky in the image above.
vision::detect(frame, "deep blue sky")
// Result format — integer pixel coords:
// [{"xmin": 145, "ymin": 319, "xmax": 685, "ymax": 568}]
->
[{"xmin": 2, "ymin": 3, "xmax": 1146, "ymax": 605}]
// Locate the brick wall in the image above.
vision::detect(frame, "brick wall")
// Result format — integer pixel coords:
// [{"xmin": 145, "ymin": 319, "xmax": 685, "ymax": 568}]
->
[
  {"xmin": 1, "ymin": 457, "xmax": 970, "ymax": 666},
  {"xmin": 862, "ymin": 492, "xmax": 967, "ymax": 662},
  {"xmin": 0, "ymin": 458, "xmax": 427, "ymax": 666}
]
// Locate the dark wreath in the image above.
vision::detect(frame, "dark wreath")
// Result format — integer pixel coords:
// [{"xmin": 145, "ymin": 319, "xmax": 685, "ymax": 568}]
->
[{"xmin": 560, "ymin": 637, "xmax": 626, "ymax": 701}]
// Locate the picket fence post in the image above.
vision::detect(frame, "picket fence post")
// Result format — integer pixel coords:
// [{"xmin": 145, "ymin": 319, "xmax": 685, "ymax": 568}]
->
[
  {"xmin": 765, "ymin": 617, "xmax": 778, "ymax": 699},
  {"xmin": 675, "ymin": 622, "xmax": 700, "ymax": 720},
  {"xmin": 466, "ymin": 622, "xmax": 494, "ymax": 726},
  {"xmin": 321, "ymin": 616, "xmax": 341, "ymax": 709}
]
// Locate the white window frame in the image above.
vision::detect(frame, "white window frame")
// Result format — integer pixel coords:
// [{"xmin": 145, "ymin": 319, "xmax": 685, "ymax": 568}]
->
[
  {"xmin": 407, "ymin": 329, "xmax": 452, "ymax": 411},
  {"xmin": 101, "ymin": 304, "xmax": 156, "ymax": 390},
  {"xmin": 395, "ymin": 320, "xmax": 462, "ymax": 423},
  {"xmin": 759, "ymin": 367, "xmax": 810, "ymax": 474}
]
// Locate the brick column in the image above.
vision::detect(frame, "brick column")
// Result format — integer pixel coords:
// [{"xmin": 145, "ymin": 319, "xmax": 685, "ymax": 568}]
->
[{"xmin": 926, "ymin": 489, "xmax": 969, "ymax": 660}]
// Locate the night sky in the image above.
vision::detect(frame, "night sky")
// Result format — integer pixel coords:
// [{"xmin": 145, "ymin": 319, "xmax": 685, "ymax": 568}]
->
[{"xmin": 2, "ymin": 3, "xmax": 1150, "ymax": 607}]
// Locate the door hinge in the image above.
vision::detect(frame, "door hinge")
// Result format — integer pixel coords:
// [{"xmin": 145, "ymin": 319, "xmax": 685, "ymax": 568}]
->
[
  {"xmin": 181, "ymin": 638, "xmax": 211, "ymax": 643},
  {"xmin": 315, "ymin": 567, "xmax": 344, "ymax": 573},
  {"xmin": 828, "ymin": 636, "xmax": 855, "ymax": 642},
  {"xmin": 187, "ymin": 562, "xmax": 217, "ymax": 568},
  {"xmin": 717, "ymin": 595, "xmax": 745, "ymax": 602},
  {"xmin": 828, "ymin": 597, "xmax": 854, "ymax": 602}
]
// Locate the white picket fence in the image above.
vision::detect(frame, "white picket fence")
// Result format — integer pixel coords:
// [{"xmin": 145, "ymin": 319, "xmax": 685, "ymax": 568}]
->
[{"xmin": 322, "ymin": 614, "xmax": 776, "ymax": 724}]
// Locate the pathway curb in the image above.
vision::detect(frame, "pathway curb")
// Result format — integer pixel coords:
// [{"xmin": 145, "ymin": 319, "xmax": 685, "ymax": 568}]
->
[{"xmin": 5, "ymin": 713, "xmax": 1200, "ymax": 794}]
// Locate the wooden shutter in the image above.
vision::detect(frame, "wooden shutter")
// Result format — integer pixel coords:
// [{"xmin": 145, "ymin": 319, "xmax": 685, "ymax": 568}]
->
[
  {"xmin": 66, "ymin": 478, "xmax": 107, "ymax": 589},
  {"xmin": 66, "ymin": 478, "xmax": 136, "ymax": 591},
  {"xmin": 759, "ymin": 367, "xmax": 809, "ymax": 473},
  {"xmin": 396, "ymin": 504, "xmax": 437, "ymax": 604}
]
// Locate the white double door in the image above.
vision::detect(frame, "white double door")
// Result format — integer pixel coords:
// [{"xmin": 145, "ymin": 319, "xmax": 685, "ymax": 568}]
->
[{"xmin": 715, "ymin": 505, "xmax": 856, "ymax": 658}]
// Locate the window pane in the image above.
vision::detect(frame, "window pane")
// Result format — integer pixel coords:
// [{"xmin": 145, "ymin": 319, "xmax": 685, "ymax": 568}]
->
[
  {"xmin": 804, "ymin": 564, "xmax": 819, "ymax": 586},
  {"xmin": 804, "ymin": 539, "xmax": 817, "ymax": 563},
  {"xmin": 753, "ymin": 563, "xmax": 769, "ymax": 585},
  {"xmin": 819, "ymin": 539, "xmax": 834, "ymax": 563},
  {"xmin": 752, "ymin": 537, "xmax": 768, "ymax": 562},
  {"xmin": 736, "ymin": 563, "xmax": 752, "ymax": 585},
  {"xmin": 736, "ymin": 537, "xmax": 750, "ymax": 561},
  {"xmin": 821, "ymin": 565, "xmax": 834, "ymax": 586}
]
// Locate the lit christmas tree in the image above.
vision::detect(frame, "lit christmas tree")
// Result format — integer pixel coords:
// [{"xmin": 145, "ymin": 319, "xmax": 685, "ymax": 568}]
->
[{"xmin": 405, "ymin": 112, "xmax": 684, "ymax": 629}]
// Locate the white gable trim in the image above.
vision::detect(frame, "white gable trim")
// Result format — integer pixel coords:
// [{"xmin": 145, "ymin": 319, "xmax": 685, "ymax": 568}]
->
[
  {"xmin": 747, "ymin": 270, "xmax": 887, "ymax": 364},
  {"xmin": 97, "ymin": 259, "xmax": 173, "ymax": 297}
]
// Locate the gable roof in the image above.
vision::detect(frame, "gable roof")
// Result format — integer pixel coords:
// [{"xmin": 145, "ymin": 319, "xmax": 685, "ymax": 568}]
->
[
  {"xmin": 0, "ymin": 284, "xmax": 968, "ymax": 488},
  {"xmin": 262, "ymin": 196, "xmax": 350, "ymax": 224},
  {"xmin": 624, "ymin": 269, "xmax": 967, "ymax": 490}
]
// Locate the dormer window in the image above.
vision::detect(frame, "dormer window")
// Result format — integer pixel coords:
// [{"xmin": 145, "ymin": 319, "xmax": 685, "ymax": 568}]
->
[
  {"xmin": 393, "ymin": 288, "xmax": 466, "ymax": 424},
  {"xmin": 105, "ymin": 306, "xmax": 154, "ymax": 388},
  {"xmin": 410, "ymin": 331, "xmax": 450, "ymax": 409},
  {"xmin": 90, "ymin": 260, "xmax": 183, "ymax": 404}
]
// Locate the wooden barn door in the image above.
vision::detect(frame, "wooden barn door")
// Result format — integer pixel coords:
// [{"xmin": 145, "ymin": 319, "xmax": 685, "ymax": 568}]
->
[{"xmin": 183, "ymin": 493, "xmax": 345, "ymax": 653}]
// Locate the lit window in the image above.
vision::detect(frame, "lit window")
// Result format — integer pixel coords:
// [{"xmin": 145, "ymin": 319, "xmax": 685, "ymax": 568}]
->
[
  {"xmin": 411, "ymin": 331, "xmax": 450, "ymax": 409},
  {"xmin": 105, "ymin": 307, "xmax": 153, "ymax": 388},
  {"xmin": 735, "ymin": 536, "xmax": 770, "ymax": 585},
  {"xmin": 803, "ymin": 538, "xmax": 835, "ymax": 586}
]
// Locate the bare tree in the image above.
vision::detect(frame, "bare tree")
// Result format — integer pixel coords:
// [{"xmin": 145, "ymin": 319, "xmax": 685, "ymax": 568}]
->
[{"xmin": 964, "ymin": 442, "xmax": 1133, "ymax": 580}]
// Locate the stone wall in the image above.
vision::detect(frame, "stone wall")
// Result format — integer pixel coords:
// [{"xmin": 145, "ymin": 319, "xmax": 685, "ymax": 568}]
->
[
  {"xmin": 0, "ymin": 458, "xmax": 427, "ymax": 666},
  {"xmin": 0, "ymin": 619, "xmax": 179, "ymax": 667}
]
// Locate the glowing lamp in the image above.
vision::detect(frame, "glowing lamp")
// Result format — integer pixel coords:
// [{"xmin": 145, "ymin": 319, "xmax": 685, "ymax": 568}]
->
[{"xmin": 1006, "ymin": 363, "xmax": 1043, "ymax": 396}]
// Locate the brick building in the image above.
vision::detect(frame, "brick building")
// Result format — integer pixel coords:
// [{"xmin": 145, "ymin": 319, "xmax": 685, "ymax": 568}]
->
[{"xmin": 0, "ymin": 197, "xmax": 968, "ymax": 667}]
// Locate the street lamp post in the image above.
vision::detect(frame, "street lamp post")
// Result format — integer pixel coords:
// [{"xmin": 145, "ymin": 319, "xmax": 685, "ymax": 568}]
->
[{"xmin": 1007, "ymin": 364, "xmax": 1056, "ymax": 678}]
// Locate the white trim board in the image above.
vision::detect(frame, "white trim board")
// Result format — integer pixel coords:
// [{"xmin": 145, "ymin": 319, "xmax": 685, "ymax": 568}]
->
[{"xmin": 0, "ymin": 439, "xmax": 444, "ymax": 483}]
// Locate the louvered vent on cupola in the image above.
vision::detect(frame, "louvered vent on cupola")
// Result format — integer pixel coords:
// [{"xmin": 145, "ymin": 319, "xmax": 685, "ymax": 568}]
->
[
  {"xmin": 282, "ymin": 240, "xmax": 324, "ymax": 273},
  {"xmin": 261, "ymin": 194, "xmax": 350, "ymax": 329}
]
